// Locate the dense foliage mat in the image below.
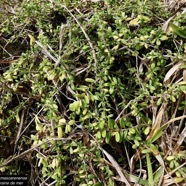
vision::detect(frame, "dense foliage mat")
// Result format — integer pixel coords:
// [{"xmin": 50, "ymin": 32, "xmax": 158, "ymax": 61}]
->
[{"xmin": 0, "ymin": 0, "xmax": 186, "ymax": 185}]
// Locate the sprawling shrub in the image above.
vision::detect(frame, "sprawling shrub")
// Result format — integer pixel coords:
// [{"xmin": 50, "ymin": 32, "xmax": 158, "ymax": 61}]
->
[{"xmin": 0, "ymin": 0, "xmax": 186, "ymax": 185}]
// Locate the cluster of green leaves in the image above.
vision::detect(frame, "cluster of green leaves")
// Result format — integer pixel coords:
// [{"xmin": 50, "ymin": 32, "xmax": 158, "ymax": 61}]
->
[{"xmin": 0, "ymin": 0, "xmax": 186, "ymax": 185}]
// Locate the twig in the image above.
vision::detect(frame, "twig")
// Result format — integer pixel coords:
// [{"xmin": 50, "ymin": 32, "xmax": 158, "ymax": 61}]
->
[
  {"xmin": 35, "ymin": 41, "xmax": 58, "ymax": 64},
  {"xmin": 14, "ymin": 110, "xmax": 25, "ymax": 153},
  {"xmin": 20, "ymin": 107, "xmax": 44, "ymax": 137},
  {"xmin": 0, "ymin": 141, "xmax": 48, "ymax": 168},
  {"xmin": 0, "ymin": 136, "xmax": 73, "ymax": 168},
  {"xmin": 0, "ymin": 59, "xmax": 18, "ymax": 64},
  {"xmin": 115, "ymin": 100, "xmax": 132, "ymax": 122},
  {"xmin": 62, "ymin": 6, "xmax": 98, "ymax": 75},
  {"xmin": 165, "ymin": 161, "xmax": 186, "ymax": 177}
]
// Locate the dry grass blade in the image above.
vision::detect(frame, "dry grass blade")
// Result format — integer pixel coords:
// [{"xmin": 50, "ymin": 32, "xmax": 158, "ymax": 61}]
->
[
  {"xmin": 183, "ymin": 69, "xmax": 186, "ymax": 81},
  {"xmin": 154, "ymin": 154, "xmax": 165, "ymax": 186},
  {"xmin": 35, "ymin": 41, "xmax": 58, "ymax": 64},
  {"xmin": 162, "ymin": 178, "xmax": 179, "ymax": 186},
  {"xmin": 147, "ymin": 102, "xmax": 167, "ymax": 141},
  {"xmin": 59, "ymin": 24, "xmax": 64, "ymax": 54},
  {"xmin": 173, "ymin": 126, "xmax": 186, "ymax": 151},
  {"xmin": 130, "ymin": 149, "xmax": 141, "ymax": 173},
  {"xmin": 164, "ymin": 161, "xmax": 186, "ymax": 180},
  {"xmin": 124, "ymin": 142, "xmax": 132, "ymax": 172},
  {"xmin": 0, "ymin": 59, "xmax": 18, "ymax": 64},
  {"xmin": 162, "ymin": 115, "xmax": 186, "ymax": 128},
  {"xmin": 100, "ymin": 147, "xmax": 131, "ymax": 186},
  {"xmin": 164, "ymin": 62, "xmax": 182, "ymax": 85},
  {"xmin": 162, "ymin": 16, "xmax": 175, "ymax": 33},
  {"xmin": 162, "ymin": 1, "xmax": 186, "ymax": 32},
  {"xmin": 152, "ymin": 103, "xmax": 158, "ymax": 128},
  {"xmin": 55, "ymin": 24, "xmax": 65, "ymax": 66}
]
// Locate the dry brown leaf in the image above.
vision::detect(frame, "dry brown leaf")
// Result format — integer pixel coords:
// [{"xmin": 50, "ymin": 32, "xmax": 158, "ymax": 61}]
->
[
  {"xmin": 152, "ymin": 103, "xmax": 158, "ymax": 126},
  {"xmin": 164, "ymin": 62, "xmax": 182, "ymax": 85}
]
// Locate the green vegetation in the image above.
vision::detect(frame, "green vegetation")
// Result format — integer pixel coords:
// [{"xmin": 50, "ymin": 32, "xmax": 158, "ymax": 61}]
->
[{"xmin": 0, "ymin": 0, "xmax": 186, "ymax": 185}]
